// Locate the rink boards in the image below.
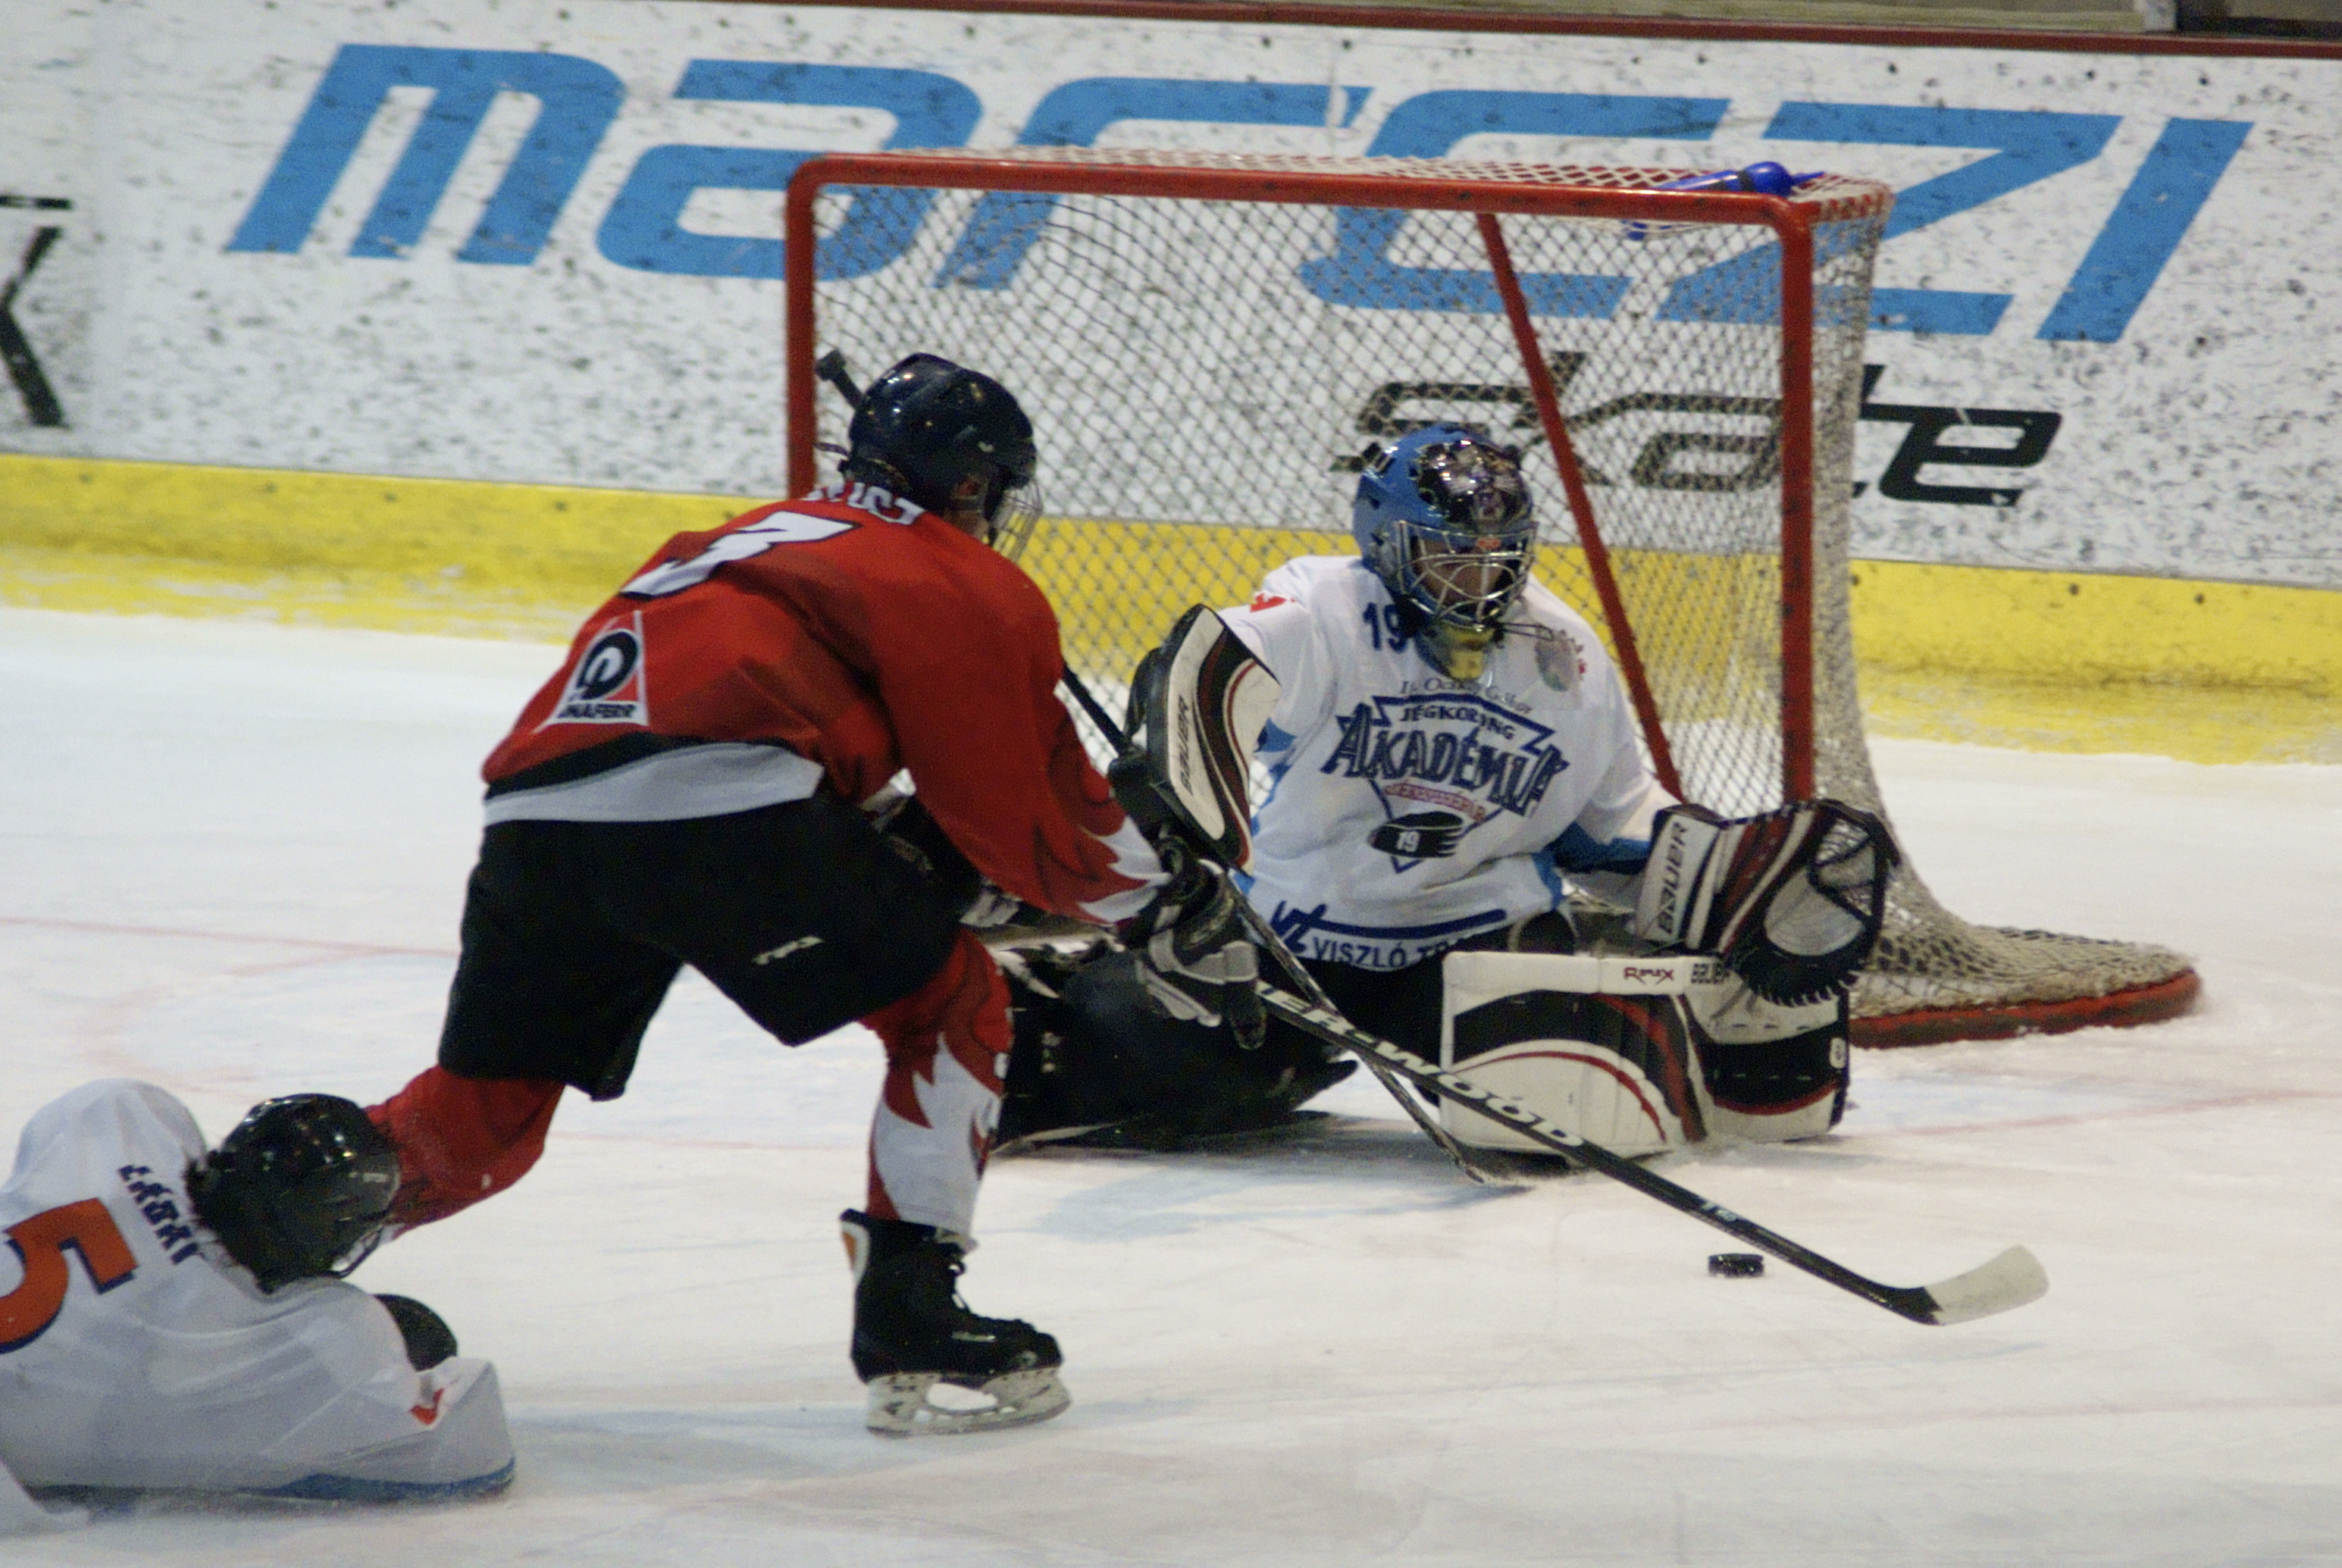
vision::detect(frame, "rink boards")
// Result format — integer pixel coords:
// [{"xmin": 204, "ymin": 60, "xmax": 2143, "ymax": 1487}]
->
[
  {"xmin": 2, "ymin": 0, "xmax": 2339, "ymax": 588},
  {"xmin": 2, "ymin": 449, "xmax": 2335, "ymax": 764},
  {"xmin": 1, "ymin": 0, "xmax": 2337, "ymax": 760}
]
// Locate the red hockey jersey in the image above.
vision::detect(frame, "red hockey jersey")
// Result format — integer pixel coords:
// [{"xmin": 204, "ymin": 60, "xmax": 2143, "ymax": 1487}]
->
[{"xmin": 481, "ymin": 482, "xmax": 1161, "ymax": 925}]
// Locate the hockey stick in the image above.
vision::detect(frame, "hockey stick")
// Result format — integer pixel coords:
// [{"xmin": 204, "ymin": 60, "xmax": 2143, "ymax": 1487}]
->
[
  {"xmin": 1249, "ymin": 975, "xmax": 2046, "ymax": 1325},
  {"xmin": 1058, "ymin": 667, "xmax": 1131, "ymax": 758},
  {"xmin": 1220, "ymin": 895, "xmax": 1500, "ymax": 1187},
  {"xmin": 1061, "ymin": 668, "xmax": 1499, "ymax": 1185},
  {"xmin": 1063, "ymin": 661, "xmax": 2048, "ymax": 1326},
  {"xmin": 814, "ymin": 347, "xmax": 864, "ymax": 409}
]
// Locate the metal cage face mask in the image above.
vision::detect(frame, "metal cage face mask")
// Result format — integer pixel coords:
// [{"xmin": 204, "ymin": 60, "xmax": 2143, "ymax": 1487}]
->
[
  {"xmin": 990, "ymin": 477, "xmax": 1044, "ymax": 559},
  {"xmin": 1398, "ymin": 521, "xmax": 1534, "ymax": 630},
  {"xmin": 1392, "ymin": 439, "xmax": 1535, "ymax": 635}
]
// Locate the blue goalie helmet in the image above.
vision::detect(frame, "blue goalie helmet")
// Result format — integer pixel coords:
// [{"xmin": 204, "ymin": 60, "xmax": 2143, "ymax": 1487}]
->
[{"xmin": 1351, "ymin": 424, "xmax": 1536, "ymax": 680}]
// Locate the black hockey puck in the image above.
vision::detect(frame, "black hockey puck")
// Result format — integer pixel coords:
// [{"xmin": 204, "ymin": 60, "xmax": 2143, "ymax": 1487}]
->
[{"xmin": 1708, "ymin": 1253, "xmax": 1765, "ymax": 1278}]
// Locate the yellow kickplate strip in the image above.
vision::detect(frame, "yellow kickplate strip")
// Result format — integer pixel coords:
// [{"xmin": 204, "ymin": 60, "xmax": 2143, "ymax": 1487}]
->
[
  {"xmin": 0, "ymin": 453, "xmax": 741, "ymax": 638},
  {"xmin": 1859, "ymin": 668, "xmax": 2341, "ymax": 766},
  {"xmin": 1846, "ymin": 560, "xmax": 2341, "ymax": 765},
  {"xmin": 1848, "ymin": 559, "xmax": 2342, "ymax": 693},
  {"xmin": 4, "ymin": 454, "xmax": 2335, "ymax": 762},
  {"xmin": 0, "ymin": 544, "xmax": 604, "ymax": 643}
]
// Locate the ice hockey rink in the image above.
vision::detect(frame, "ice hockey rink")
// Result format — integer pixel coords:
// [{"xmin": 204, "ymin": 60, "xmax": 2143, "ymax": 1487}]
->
[{"xmin": 3, "ymin": 602, "xmax": 2337, "ymax": 1567}]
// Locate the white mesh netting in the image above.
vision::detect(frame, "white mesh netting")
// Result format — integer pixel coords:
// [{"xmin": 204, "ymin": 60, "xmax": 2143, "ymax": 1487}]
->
[{"xmin": 797, "ymin": 149, "xmax": 2192, "ymax": 1041}]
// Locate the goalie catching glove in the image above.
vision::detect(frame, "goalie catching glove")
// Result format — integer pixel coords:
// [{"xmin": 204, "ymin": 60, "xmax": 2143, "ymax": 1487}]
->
[
  {"xmin": 1633, "ymin": 800, "xmax": 1900, "ymax": 1006},
  {"xmin": 1117, "ymin": 837, "xmax": 1266, "ymax": 1050}
]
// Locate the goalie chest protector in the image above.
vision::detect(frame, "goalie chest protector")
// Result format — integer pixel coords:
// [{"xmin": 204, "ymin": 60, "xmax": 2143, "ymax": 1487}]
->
[{"xmin": 1221, "ymin": 557, "xmax": 1660, "ymax": 972}]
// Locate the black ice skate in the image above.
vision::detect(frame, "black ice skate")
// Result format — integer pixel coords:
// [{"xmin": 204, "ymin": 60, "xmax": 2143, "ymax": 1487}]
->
[{"xmin": 840, "ymin": 1209, "xmax": 1069, "ymax": 1437}]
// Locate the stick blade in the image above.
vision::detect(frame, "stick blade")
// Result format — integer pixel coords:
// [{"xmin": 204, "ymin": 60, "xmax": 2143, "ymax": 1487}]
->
[{"xmin": 1917, "ymin": 1245, "xmax": 2049, "ymax": 1325}]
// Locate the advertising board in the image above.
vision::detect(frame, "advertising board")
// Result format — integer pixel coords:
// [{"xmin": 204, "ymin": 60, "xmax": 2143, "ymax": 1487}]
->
[{"xmin": 3, "ymin": 0, "xmax": 2336, "ymax": 587}]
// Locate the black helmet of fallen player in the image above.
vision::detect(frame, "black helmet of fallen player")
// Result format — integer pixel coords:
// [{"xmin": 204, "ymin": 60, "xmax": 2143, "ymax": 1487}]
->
[
  {"xmin": 1351, "ymin": 423, "xmax": 1536, "ymax": 681},
  {"xmin": 186, "ymin": 1094, "xmax": 401, "ymax": 1293},
  {"xmin": 842, "ymin": 352, "xmax": 1041, "ymax": 548}
]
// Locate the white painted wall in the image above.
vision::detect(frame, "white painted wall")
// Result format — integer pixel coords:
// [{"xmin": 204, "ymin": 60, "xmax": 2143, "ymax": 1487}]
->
[{"xmin": 2, "ymin": 0, "xmax": 2334, "ymax": 585}]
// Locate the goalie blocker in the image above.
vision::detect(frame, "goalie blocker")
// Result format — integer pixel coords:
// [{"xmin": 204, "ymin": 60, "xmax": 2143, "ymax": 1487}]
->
[
  {"xmin": 1104, "ymin": 605, "xmax": 1282, "ymax": 1048},
  {"xmin": 1440, "ymin": 950, "xmax": 1849, "ymax": 1157},
  {"xmin": 1107, "ymin": 604, "xmax": 1279, "ymax": 872}
]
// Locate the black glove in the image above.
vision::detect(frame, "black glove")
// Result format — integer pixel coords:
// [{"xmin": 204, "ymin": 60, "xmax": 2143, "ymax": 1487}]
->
[
  {"xmin": 867, "ymin": 791, "xmax": 988, "ymax": 919},
  {"xmin": 1117, "ymin": 837, "xmax": 1266, "ymax": 1050},
  {"xmin": 1107, "ymin": 750, "xmax": 1169, "ymax": 838}
]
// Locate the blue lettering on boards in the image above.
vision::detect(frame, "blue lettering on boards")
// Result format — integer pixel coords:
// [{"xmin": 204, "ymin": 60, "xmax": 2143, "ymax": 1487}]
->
[
  {"xmin": 1661, "ymin": 104, "xmax": 2120, "ymax": 333},
  {"xmin": 222, "ymin": 48, "xmax": 2247, "ymax": 343},
  {"xmin": 227, "ymin": 45, "xmax": 623, "ymax": 264},
  {"xmin": 596, "ymin": 62, "xmax": 980, "ymax": 280},
  {"xmin": 1298, "ymin": 92, "xmax": 1727, "ymax": 317},
  {"xmin": 934, "ymin": 79, "xmax": 1367, "ymax": 291},
  {"xmin": 2035, "ymin": 118, "xmax": 2251, "ymax": 343}
]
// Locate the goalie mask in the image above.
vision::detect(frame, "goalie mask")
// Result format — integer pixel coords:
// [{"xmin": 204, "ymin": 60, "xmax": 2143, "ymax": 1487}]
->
[
  {"xmin": 842, "ymin": 352, "xmax": 1041, "ymax": 549},
  {"xmin": 1352, "ymin": 424, "xmax": 1536, "ymax": 682},
  {"xmin": 186, "ymin": 1094, "xmax": 400, "ymax": 1292}
]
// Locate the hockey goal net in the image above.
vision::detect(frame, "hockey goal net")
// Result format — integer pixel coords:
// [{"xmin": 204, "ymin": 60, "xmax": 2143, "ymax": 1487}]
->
[{"xmin": 783, "ymin": 147, "xmax": 2196, "ymax": 1046}]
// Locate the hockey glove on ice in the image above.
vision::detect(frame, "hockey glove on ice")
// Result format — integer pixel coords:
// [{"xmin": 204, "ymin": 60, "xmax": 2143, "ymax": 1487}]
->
[
  {"xmin": 1119, "ymin": 837, "xmax": 1266, "ymax": 1050},
  {"xmin": 1633, "ymin": 800, "xmax": 1899, "ymax": 1006}
]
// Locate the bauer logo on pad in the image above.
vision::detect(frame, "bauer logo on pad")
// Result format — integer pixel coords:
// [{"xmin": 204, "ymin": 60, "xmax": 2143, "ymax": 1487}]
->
[{"xmin": 546, "ymin": 613, "xmax": 649, "ymax": 726}]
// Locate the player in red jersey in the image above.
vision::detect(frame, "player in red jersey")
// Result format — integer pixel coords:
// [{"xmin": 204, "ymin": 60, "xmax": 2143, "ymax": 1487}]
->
[{"xmin": 365, "ymin": 355, "xmax": 1258, "ymax": 1435}]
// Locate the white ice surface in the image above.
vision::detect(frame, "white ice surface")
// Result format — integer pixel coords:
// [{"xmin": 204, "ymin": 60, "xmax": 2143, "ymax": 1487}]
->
[{"xmin": 2, "ymin": 605, "xmax": 2338, "ymax": 1566}]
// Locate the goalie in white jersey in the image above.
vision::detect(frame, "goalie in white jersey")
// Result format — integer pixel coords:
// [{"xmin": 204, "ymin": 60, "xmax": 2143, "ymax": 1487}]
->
[
  {"xmin": 999, "ymin": 424, "xmax": 1895, "ymax": 1155},
  {"xmin": 0, "ymin": 1081, "xmax": 514, "ymax": 1536}
]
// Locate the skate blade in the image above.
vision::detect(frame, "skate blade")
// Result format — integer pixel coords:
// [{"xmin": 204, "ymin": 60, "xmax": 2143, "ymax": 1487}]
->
[{"xmin": 864, "ymin": 1369, "xmax": 1071, "ymax": 1436}]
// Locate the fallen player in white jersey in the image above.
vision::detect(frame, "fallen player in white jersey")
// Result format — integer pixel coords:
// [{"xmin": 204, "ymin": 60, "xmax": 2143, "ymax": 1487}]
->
[
  {"xmin": 999, "ymin": 424, "xmax": 1895, "ymax": 1158},
  {"xmin": 0, "ymin": 1080, "xmax": 513, "ymax": 1536}
]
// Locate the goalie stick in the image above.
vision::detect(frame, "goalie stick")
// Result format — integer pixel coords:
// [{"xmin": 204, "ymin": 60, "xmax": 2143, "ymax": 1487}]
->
[
  {"xmin": 1063, "ymin": 657, "xmax": 1501, "ymax": 1186},
  {"xmin": 1064, "ymin": 658, "xmax": 2048, "ymax": 1327},
  {"xmin": 1248, "ymin": 975, "xmax": 2046, "ymax": 1325},
  {"xmin": 1245, "ymin": 898, "xmax": 1501, "ymax": 1188}
]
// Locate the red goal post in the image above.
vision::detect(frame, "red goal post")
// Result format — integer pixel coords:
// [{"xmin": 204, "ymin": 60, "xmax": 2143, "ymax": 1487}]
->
[{"xmin": 781, "ymin": 148, "xmax": 2197, "ymax": 1045}]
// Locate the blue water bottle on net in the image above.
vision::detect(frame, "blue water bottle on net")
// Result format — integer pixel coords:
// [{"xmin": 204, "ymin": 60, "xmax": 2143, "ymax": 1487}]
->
[{"xmin": 1627, "ymin": 161, "xmax": 1821, "ymax": 238}]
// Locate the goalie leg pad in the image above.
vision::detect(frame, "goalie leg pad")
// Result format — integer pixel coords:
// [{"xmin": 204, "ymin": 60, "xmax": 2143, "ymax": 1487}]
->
[
  {"xmin": 1687, "ymin": 975, "xmax": 1851, "ymax": 1143},
  {"xmin": 997, "ymin": 946, "xmax": 1352, "ymax": 1147},
  {"xmin": 1439, "ymin": 952, "xmax": 1852, "ymax": 1154},
  {"xmin": 1439, "ymin": 951, "xmax": 1709, "ymax": 1157}
]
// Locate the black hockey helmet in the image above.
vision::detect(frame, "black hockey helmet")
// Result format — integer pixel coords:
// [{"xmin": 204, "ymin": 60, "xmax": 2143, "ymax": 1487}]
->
[
  {"xmin": 186, "ymin": 1094, "xmax": 401, "ymax": 1293},
  {"xmin": 842, "ymin": 352, "xmax": 1038, "ymax": 533}
]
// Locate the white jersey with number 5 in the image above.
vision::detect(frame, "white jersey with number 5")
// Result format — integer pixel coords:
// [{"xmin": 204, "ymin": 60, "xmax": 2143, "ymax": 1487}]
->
[
  {"xmin": 1220, "ymin": 556, "xmax": 1675, "ymax": 972},
  {"xmin": 0, "ymin": 1081, "xmax": 512, "ymax": 1527}
]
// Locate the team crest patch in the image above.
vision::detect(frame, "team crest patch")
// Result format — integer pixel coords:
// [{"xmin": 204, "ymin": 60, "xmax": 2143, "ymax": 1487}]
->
[
  {"xmin": 1535, "ymin": 628, "xmax": 1586, "ymax": 694},
  {"xmin": 1367, "ymin": 810, "xmax": 1466, "ymax": 859},
  {"xmin": 544, "ymin": 612, "xmax": 649, "ymax": 726}
]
